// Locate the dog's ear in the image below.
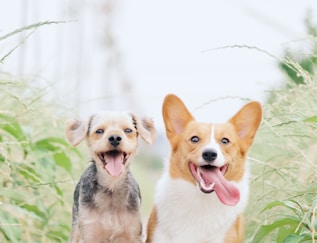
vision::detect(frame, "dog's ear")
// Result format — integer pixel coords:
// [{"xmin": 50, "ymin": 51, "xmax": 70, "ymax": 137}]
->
[
  {"xmin": 162, "ymin": 94, "xmax": 194, "ymax": 141},
  {"xmin": 65, "ymin": 117, "xmax": 92, "ymax": 147},
  {"xmin": 228, "ymin": 101, "xmax": 262, "ymax": 150},
  {"xmin": 131, "ymin": 114, "xmax": 156, "ymax": 144}
]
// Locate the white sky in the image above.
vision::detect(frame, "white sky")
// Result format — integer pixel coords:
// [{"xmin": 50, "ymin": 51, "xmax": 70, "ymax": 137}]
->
[{"xmin": 0, "ymin": 0, "xmax": 316, "ymax": 130}]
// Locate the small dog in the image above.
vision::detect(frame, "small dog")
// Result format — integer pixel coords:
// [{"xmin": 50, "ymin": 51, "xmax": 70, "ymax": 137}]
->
[
  {"xmin": 146, "ymin": 94, "xmax": 262, "ymax": 243},
  {"xmin": 66, "ymin": 111, "xmax": 156, "ymax": 243}
]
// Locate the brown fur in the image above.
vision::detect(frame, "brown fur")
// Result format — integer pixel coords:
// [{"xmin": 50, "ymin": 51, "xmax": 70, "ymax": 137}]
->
[
  {"xmin": 66, "ymin": 111, "xmax": 156, "ymax": 243},
  {"xmin": 146, "ymin": 94, "xmax": 262, "ymax": 243},
  {"xmin": 145, "ymin": 206, "xmax": 158, "ymax": 243}
]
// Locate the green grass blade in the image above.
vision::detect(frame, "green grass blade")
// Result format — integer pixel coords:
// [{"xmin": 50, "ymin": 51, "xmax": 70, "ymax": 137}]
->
[{"xmin": 0, "ymin": 20, "xmax": 69, "ymax": 42}]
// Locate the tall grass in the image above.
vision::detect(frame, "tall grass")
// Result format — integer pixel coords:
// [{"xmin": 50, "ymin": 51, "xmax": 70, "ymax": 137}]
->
[
  {"xmin": 0, "ymin": 73, "xmax": 83, "ymax": 242},
  {"xmin": 1, "ymin": 20, "xmax": 317, "ymax": 243},
  {"xmin": 0, "ymin": 22, "xmax": 82, "ymax": 242},
  {"xmin": 246, "ymin": 78, "xmax": 317, "ymax": 242},
  {"xmin": 245, "ymin": 33, "xmax": 317, "ymax": 241}
]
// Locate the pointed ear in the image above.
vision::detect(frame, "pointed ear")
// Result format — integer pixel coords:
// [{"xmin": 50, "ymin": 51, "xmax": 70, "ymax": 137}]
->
[
  {"xmin": 229, "ymin": 101, "xmax": 262, "ymax": 149},
  {"xmin": 65, "ymin": 116, "xmax": 92, "ymax": 147},
  {"xmin": 162, "ymin": 94, "xmax": 194, "ymax": 141},
  {"xmin": 131, "ymin": 114, "xmax": 156, "ymax": 144}
]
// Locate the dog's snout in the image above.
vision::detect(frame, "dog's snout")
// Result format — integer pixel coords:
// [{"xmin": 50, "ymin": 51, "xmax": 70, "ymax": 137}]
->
[
  {"xmin": 108, "ymin": 135, "xmax": 122, "ymax": 147},
  {"xmin": 202, "ymin": 149, "xmax": 217, "ymax": 162}
]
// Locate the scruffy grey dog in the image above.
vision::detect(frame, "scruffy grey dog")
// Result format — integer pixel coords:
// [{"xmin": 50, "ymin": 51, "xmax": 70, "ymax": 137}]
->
[{"xmin": 65, "ymin": 111, "xmax": 156, "ymax": 243}]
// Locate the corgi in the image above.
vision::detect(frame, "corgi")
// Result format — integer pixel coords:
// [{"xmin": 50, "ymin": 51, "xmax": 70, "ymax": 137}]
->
[{"xmin": 146, "ymin": 94, "xmax": 262, "ymax": 243}]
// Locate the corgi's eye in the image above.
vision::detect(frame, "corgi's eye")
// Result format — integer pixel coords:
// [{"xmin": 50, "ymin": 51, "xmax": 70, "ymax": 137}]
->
[
  {"xmin": 191, "ymin": 136, "xmax": 200, "ymax": 143},
  {"xmin": 96, "ymin": 129, "xmax": 104, "ymax": 134},
  {"xmin": 124, "ymin": 128, "xmax": 133, "ymax": 134},
  {"xmin": 221, "ymin": 137, "xmax": 230, "ymax": 144}
]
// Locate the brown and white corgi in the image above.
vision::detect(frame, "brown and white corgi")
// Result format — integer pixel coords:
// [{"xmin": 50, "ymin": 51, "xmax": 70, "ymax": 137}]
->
[{"xmin": 146, "ymin": 94, "xmax": 262, "ymax": 243}]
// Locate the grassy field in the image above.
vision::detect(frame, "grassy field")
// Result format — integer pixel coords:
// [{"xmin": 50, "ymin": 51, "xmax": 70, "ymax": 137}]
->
[
  {"xmin": 246, "ymin": 79, "xmax": 317, "ymax": 242},
  {"xmin": 1, "ymin": 22, "xmax": 317, "ymax": 242}
]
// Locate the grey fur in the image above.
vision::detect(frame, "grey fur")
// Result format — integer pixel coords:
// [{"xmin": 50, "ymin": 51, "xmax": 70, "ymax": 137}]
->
[
  {"xmin": 73, "ymin": 161, "xmax": 141, "ymax": 214},
  {"xmin": 71, "ymin": 161, "xmax": 142, "ymax": 229},
  {"xmin": 66, "ymin": 111, "xmax": 156, "ymax": 242}
]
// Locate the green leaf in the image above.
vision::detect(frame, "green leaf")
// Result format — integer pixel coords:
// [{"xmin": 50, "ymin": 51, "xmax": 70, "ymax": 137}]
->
[
  {"xmin": 47, "ymin": 230, "xmax": 68, "ymax": 242},
  {"xmin": 35, "ymin": 137, "xmax": 61, "ymax": 152},
  {"xmin": 21, "ymin": 204, "xmax": 47, "ymax": 221},
  {"xmin": 252, "ymin": 217, "xmax": 301, "ymax": 243},
  {"xmin": 0, "ymin": 210, "xmax": 22, "ymax": 242},
  {"xmin": 35, "ymin": 137, "xmax": 79, "ymax": 155},
  {"xmin": 17, "ymin": 163, "xmax": 41, "ymax": 183},
  {"xmin": 283, "ymin": 234, "xmax": 306, "ymax": 243},
  {"xmin": 54, "ymin": 184, "xmax": 63, "ymax": 198},
  {"xmin": 47, "ymin": 225, "xmax": 70, "ymax": 242},
  {"xmin": 0, "ymin": 114, "xmax": 27, "ymax": 141},
  {"xmin": 53, "ymin": 152, "xmax": 72, "ymax": 172},
  {"xmin": 304, "ymin": 116, "xmax": 317, "ymax": 123},
  {"xmin": 0, "ymin": 189, "xmax": 29, "ymax": 203},
  {"xmin": 277, "ymin": 226, "xmax": 294, "ymax": 243},
  {"xmin": 261, "ymin": 200, "xmax": 302, "ymax": 217}
]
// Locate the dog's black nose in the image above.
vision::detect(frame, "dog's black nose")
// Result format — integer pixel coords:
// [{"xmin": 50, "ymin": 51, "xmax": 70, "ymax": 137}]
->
[
  {"xmin": 202, "ymin": 149, "xmax": 217, "ymax": 162},
  {"xmin": 108, "ymin": 135, "xmax": 122, "ymax": 147}
]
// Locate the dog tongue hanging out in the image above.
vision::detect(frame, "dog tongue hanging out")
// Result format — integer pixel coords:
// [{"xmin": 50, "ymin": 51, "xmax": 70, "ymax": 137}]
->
[
  {"xmin": 146, "ymin": 94, "xmax": 262, "ymax": 243},
  {"xmin": 66, "ymin": 111, "xmax": 156, "ymax": 243}
]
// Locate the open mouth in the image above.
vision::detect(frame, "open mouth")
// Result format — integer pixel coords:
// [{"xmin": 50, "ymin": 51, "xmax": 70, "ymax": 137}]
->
[
  {"xmin": 98, "ymin": 150, "xmax": 130, "ymax": 176},
  {"xmin": 189, "ymin": 162, "xmax": 240, "ymax": 206}
]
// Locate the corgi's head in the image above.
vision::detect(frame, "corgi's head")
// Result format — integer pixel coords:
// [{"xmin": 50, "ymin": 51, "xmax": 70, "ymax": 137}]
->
[{"xmin": 162, "ymin": 94, "xmax": 262, "ymax": 206}]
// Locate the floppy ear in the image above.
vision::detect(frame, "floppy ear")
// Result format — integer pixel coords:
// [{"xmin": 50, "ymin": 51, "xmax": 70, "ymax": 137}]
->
[
  {"xmin": 65, "ymin": 117, "xmax": 92, "ymax": 147},
  {"xmin": 162, "ymin": 94, "xmax": 194, "ymax": 141},
  {"xmin": 229, "ymin": 101, "xmax": 262, "ymax": 150},
  {"xmin": 131, "ymin": 114, "xmax": 156, "ymax": 144}
]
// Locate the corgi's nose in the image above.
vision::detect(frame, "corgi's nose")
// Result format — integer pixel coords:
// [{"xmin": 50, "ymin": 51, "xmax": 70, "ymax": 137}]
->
[
  {"xmin": 202, "ymin": 149, "xmax": 217, "ymax": 162},
  {"xmin": 108, "ymin": 135, "xmax": 122, "ymax": 147}
]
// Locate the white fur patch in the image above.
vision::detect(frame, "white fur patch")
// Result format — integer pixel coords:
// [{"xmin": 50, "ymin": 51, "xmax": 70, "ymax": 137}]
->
[
  {"xmin": 199, "ymin": 124, "xmax": 226, "ymax": 167},
  {"xmin": 150, "ymin": 163, "xmax": 250, "ymax": 243}
]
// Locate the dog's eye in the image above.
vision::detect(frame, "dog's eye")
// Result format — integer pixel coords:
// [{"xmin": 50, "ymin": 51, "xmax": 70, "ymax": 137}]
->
[
  {"xmin": 96, "ymin": 129, "xmax": 104, "ymax": 134},
  {"xmin": 124, "ymin": 128, "xmax": 133, "ymax": 134},
  {"xmin": 190, "ymin": 136, "xmax": 200, "ymax": 143},
  {"xmin": 221, "ymin": 137, "xmax": 230, "ymax": 144}
]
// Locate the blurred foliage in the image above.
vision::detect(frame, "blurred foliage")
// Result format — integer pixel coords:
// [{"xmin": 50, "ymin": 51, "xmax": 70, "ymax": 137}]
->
[
  {"xmin": 0, "ymin": 74, "xmax": 82, "ymax": 242},
  {"xmin": 246, "ymin": 16, "xmax": 317, "ymax": 243},
  {"xmin": 279, "ymin": 14, "xmax": 317, "ymax": 86},
  {"xmin": 0, "ymin": 21, "xmax": 86, "ymax": 242},
  {"xmin": 1, "ymin": 14, "xmax": 317, "ymax": 243}
]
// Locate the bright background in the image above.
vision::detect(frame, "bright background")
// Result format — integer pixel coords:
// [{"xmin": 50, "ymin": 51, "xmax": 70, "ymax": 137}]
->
[
  {"xmin": 1, "ymin": 1, "xmax": 317, "ymax": 242},
  {"xmin": 1, "ymin": 0, "xmax": 316, "ymax": 127}
]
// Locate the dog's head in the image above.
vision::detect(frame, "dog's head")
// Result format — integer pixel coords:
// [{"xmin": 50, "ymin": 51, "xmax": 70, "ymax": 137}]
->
[
  {"xmin": 66, "ymin": 111, "xmax": 156, "ymax": 177},
  {"xmin": 162, "ymin": 94, "xmax": 262, "ymax": 206}
]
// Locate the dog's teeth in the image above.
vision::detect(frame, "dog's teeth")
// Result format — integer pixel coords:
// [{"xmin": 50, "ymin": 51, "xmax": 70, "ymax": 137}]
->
[
  {"xmin": 197, "ymin": 167, "xmax": 207, "ymax": 186},
  {"xmin": 209, "ymin": 182, "xmax": 215, "ymax": 190},
  {"xmin": 197, "ymin": 167, "xmax": 201, "ymax": 176},
  {"xmin": 196, "ymin": 166, "xmax": 215, "ymax": 191},
  {"xmin": 196, "ymin": 167, "xmax": 203, "ymax": 182}
]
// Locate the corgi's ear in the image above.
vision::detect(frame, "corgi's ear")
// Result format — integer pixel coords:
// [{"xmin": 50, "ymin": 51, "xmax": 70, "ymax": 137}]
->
[
  {"xmin": 65, "ymin": 116, "xmax": 93, "ymax": 147},
  {"xmin": 162, "ymin": 94, "xmax": 194, "ymax": 140},
  {"xmin": 131, "ymin": 114, "xmax": 156, "ymax": 144},
  {"xmin": 229, "ymin": 101, "xmax": 262, "ymax": 150}
]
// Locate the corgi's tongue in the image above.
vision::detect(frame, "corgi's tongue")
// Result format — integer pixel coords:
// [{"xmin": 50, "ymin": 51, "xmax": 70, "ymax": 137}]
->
[
  {"xmin": 104, "ymin": 152, "xmax": 124, "ymax": 176},
  {"xmin": 189, "ymin": 162, "xmax": 240, "ymax": 206}
]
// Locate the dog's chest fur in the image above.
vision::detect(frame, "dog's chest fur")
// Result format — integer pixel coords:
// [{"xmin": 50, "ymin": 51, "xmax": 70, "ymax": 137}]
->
[
  {"xmin": 74, "ymin": 163, "xmax": 142, "ymax": 242},
  {"xmin": 151, "ymin": 170, "xmax": 249, "ymax": 243}
]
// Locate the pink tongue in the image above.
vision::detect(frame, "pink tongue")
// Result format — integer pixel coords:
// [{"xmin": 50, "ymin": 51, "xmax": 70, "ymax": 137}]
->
[
  {"xmin": 104, "ymin": 153, "xmax": 124, "ymax": 176},
  {"xmin": 200, "ymin": 167, "xmax": 240, "ymax": 206}
]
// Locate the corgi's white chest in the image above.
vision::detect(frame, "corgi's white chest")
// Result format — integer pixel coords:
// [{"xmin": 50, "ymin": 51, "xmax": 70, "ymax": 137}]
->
[{"xmin": 151, "ymin": 171, "xmax": 249, "ymax": 243}]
